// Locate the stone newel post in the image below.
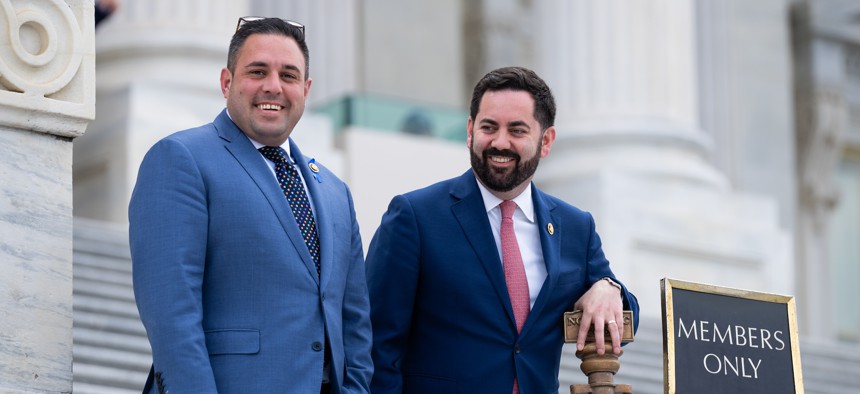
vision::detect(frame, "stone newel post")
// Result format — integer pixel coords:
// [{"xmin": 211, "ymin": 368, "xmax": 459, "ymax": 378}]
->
[{"xmin": 0, "ymin": 0, "xmax": 94, "ymax": 391}]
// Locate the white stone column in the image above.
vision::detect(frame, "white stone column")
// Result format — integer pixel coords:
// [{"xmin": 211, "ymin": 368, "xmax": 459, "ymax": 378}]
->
[
  {"xmin": 534, "ymin": 0, "xmax": 791, "ymax": 319},
  {"xmin": 696, "ymin": 0, "xmax": 797, "ymax": 229},
  {"xmin": 73, "ymin": 0, "xmax": 249, "ymax": 222},
  {"xmin": 0, "ymin": 0, "xmax": 94, "ymax": 391},
  {"xmin": 73, "ymin": 0, "xmax": 352, "ymax": 223},
  {"xmin": 537, "ymin": 0, "xmax": 723, "ymax": 186},
  {"xmin": 251, "ymin": 0, "xmax": 358, "ymax": 105},
  {"xmin": 246, "ymin": 0, "xmax": 352, "ymax": 180}
]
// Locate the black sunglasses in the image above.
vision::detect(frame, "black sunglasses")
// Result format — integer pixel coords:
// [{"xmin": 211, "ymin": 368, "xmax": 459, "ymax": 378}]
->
[{"xmin": 235, "ymin": 16, "xmax": 305, "ymax": 37}]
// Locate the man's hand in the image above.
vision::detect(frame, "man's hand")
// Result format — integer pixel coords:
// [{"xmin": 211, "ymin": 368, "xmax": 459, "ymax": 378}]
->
[{"xmin": 573, "ymin": 279, "xmax": 623, "ymax": 355}]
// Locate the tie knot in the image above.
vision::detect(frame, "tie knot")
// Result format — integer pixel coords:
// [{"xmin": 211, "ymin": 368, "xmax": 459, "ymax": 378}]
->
[
  {"xmin": 500, "ymin": 200, "xmax": 517, "ymax": 220},
  {"xmin": 258, "ymin": 146, "xmax": 288, "ymax": 163}
]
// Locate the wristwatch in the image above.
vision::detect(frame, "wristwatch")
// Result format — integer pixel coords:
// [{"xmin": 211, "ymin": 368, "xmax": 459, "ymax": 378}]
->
[{"xmin": 601, "ymin": 277, "xmax": 622, "ymax": 293}]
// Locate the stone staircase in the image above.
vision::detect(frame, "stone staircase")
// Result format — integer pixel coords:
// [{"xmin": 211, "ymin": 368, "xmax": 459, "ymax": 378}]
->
[
  {"xmin": 800, "ymin": 336, "xmax": 860, "ymax": 393},
  {"xmin": 73, "ymin": 218, "xmax": 150, "ymax": 394},
  {"xmin": 72, "ymin": 218, "xmax": 860, "ymax": 393}
]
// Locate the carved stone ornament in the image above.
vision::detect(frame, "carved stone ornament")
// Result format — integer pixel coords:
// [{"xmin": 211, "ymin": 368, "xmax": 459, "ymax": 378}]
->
[
  {"xmin": 0, "ymin": 0, "xmax": 94, "ymax": 137},
  {"xmin": 798, "ymin": 89, "xmax": 845, "ymax": 232}
]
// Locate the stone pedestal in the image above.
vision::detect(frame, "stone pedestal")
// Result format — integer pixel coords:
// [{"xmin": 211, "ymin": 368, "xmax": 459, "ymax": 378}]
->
[{"xmin": 0, "ymin": 0, "xmax": 94, "ymax": 391}]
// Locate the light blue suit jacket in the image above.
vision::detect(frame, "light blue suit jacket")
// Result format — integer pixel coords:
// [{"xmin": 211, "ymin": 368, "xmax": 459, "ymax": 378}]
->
[
  {"xmin": 366, "ymin": 171, "xmax": 639, "ymax": 394},
  {"xmin": 130, "ymin": 110, "xmax": 372, "ymax": 393}
]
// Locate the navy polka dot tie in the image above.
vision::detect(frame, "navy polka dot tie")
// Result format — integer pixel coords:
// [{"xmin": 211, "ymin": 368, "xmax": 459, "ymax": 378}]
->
[{"xmin": 259, "ymin": 146, "xmax": 321, "ymax": 276}]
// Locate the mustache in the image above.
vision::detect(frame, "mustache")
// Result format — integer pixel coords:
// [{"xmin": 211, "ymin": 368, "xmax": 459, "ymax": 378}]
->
[
  {"xmin": 254, "ymin": 94, "xmax": 286, "ymax": 104},
  {"xmin": 483, "ymin": 148, "xmax": 520, "ymax": 161}
]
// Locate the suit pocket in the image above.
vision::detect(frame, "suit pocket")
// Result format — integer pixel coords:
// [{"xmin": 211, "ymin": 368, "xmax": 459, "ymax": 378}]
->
[
  {"xmin": 205, "ymin": 329, "xmax": 260, "ymax": 355},
  {"xmin": 403, "ymin": 374, "xmax": 457, "ymax": 394}
]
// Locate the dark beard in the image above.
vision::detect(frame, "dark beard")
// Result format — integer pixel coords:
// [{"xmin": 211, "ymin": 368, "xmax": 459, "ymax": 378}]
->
[{"xmin": 470, "ymin": 142, "xmax": 541, "ymax": 193}]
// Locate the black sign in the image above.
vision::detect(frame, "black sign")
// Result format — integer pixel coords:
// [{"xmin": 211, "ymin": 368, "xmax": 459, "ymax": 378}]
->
[{"xmin": 661, "ymin": 279, "xmax": 803, "ymax": 394}]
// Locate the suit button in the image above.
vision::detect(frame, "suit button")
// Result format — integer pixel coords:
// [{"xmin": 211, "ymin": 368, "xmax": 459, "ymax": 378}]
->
[
  {"xmin": 515, "ymin": 345, "xmax": 521, "ymax": 354},
  {"xmin": 312, "ymin": 341, "xmax": 323, "ymax": 352}
]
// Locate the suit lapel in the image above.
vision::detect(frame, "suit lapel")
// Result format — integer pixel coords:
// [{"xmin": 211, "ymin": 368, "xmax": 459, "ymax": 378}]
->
[
  {"xmin": 215, "ymin": 111, "xmax": 320, "ymax": 286},
  {"xmin": 520, "ymin": 187, "xmax": 560, "ymax": 336},
  {"xmin": 449, "ymin": 171, "xmax": 518, "ymax": 328},
  {"xmin": 290, "ymin": 140, "xmax": 332, "ymax": 290}
]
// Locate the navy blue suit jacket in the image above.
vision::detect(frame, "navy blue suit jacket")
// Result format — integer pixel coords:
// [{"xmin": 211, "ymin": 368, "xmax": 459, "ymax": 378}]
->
[
  {"xmin": 366, "ymin": 170, "xmax": 639, "ymax": 394},
  {"xmin": 130, "ymin": 110, "xmax": 372, "ymax": 393}
]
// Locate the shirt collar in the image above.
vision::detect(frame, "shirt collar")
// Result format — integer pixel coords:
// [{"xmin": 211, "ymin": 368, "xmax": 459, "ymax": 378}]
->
[
  {"xmin": 227, "ymin": 109, "xmax": 294, "ymax": 162},
  {"xmin": 248, "ymin": 137, "xmax": 293, "ymax": 162},
  {"xmin": 474, "ymin": 175, "xmax": 535, "ymax": 223}
]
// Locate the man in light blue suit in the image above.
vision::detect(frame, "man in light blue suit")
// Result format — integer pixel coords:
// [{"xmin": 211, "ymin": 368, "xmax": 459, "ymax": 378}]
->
[
  {"xmin": 367, "ymin": 67, "xmax": 640, "ymax": 394},
  {"xmin": 130, "ymin": 17, "xmax": 372, "ymax": 393}
]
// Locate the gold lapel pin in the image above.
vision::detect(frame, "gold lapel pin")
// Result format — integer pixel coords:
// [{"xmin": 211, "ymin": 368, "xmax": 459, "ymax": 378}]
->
[
  {"xmin": 309, "ymin": 162, "xmax": 320, "ymax": 173},
  {"xmin": 547, "ymin": 223, "xmax": 555, "ymax": 235}
]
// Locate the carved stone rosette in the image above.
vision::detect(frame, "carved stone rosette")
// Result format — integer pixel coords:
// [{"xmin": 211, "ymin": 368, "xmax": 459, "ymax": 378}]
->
[{"xmin": 0, "ymin": 0, "xmax": 94, "ymax": 137}]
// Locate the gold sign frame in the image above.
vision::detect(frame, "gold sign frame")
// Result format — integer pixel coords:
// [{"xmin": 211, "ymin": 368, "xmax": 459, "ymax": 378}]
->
[{"xmin": 661, "ymin": 278, "xmax": 804, "ymax": 394}]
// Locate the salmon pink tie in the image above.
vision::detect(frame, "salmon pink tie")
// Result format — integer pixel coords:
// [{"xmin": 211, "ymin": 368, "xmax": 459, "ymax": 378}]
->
[{"xmin": 500, "ymin": 200, "xmax": 529, "ymax": 394}]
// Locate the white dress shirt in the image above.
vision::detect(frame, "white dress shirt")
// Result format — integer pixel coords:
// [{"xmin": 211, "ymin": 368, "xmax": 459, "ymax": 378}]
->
[{"xmin": 476, "ymin": 177, "xmax": 548, "ymax": 309}]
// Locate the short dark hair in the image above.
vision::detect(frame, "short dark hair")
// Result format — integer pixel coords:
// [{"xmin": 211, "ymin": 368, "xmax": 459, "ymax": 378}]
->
[
  {"xmin": 227, "ymin": 18, "xmax": 310, "ymax": 78},
  {"xmin": 469, "ymin": 66, "xmax": 556, "ymax": 131}
]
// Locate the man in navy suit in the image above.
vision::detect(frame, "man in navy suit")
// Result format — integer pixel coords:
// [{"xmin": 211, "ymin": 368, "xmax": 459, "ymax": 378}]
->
[
  {"xmin": 130, "ymin": 17, "xmax": 372, "ymax": 393},
  {"xmin": 366, "ymin": 66, "xmax": 640, "ymax": 394}
]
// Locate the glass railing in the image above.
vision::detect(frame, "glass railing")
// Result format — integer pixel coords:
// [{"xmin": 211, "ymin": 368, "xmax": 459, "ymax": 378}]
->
[{"xmin": 312, "ymin": 93, "xmax": 468, "ymax": 142}]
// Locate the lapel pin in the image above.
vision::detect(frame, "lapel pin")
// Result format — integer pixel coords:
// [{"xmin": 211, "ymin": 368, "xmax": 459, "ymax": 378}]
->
[
  {"xmin": 308, "ymin": 158, "xmax": 323, "ymax": 183},
  {"xmin": 547, "ymin": 223, "xmax": 555, "ymax": 235}
]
